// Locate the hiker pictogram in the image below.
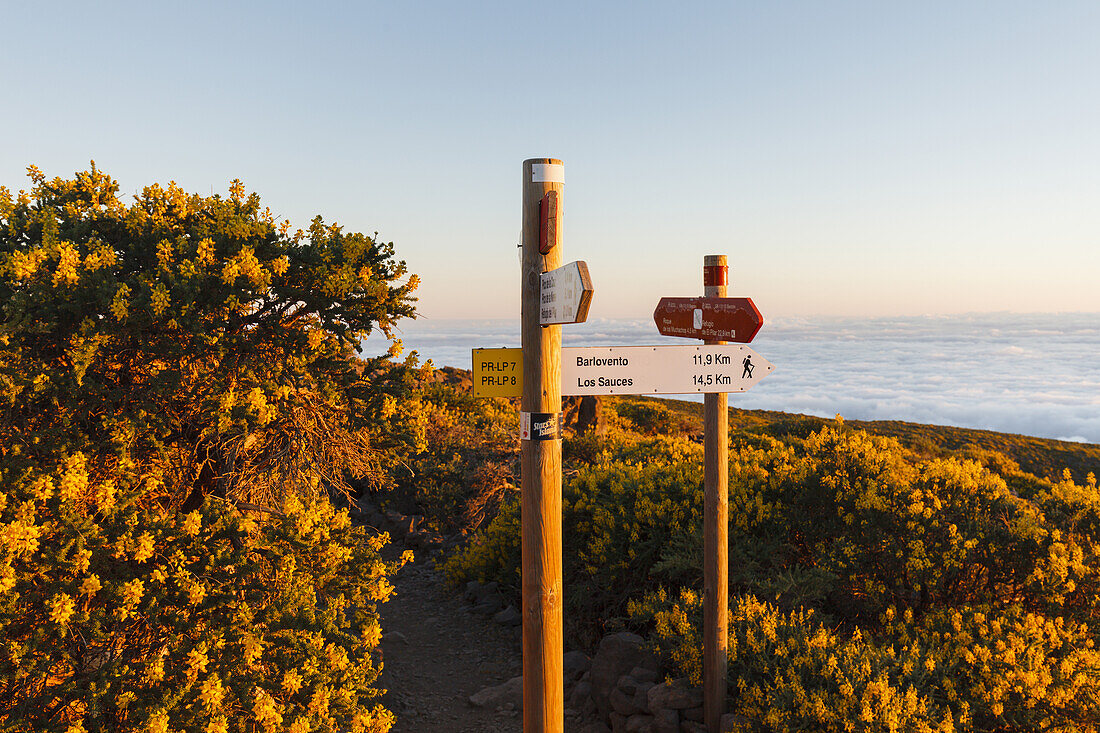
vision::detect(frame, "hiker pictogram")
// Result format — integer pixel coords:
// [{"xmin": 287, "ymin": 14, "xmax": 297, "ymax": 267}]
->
[{"xmin": 742, "ymin": 355, "xmax": 754, "ymax": 379}]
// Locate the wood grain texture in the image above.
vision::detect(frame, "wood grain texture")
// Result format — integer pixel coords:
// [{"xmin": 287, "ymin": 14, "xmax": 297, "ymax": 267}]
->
[
  {"xmin": 521, "ymin": 158, "xmax": 564, "ymax": 733},
  {"xmin": 702, "ymin": 254, "xmax": 729, "ymax": 733}
]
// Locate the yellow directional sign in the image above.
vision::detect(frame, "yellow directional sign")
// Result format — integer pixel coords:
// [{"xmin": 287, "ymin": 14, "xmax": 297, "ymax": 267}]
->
[{"xmin": 472, "ymin": 348, "xmax": 523, "ymax": 397}]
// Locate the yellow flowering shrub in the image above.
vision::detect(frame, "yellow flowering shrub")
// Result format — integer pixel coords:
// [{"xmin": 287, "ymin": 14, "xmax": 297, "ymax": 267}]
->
[
  {"xmin": 447, "ymin": 415, "xmax": 1100, "ymax": 731},
  {"xmin": 386, "ymin": 382, "xmax": 519, "ymax": 535},
  {"xmin": 0, "ymin": 455, "xmax": 407, "ymax": 731},
  {"xmin": 627, "ymin": 588, "xmax": 703, "ymax": 684},
  {"xmin": 445, "ymin": 434, "xmax": 706, "ymax": 645},
  {"xmin": 635, "ymin": 426, "xmax": 1100, "ymax": 731},
  {"xmin": 443, "ymin": 496, "xmax": 523, "ymax": 586},
  {"xmin": 0, "ymin": 165, "xmax": 425, "ymax": 731},
  {"xmin": 634, "ymin": 592, "xmax": 954, "ymax": 731},
  {"xmin": 0, "ymin": 164, "xmax": 425, "ymax": 508},
  {"xmin": 632, "ymin": 591, "xmax": 1100, "ymax": 732},
  {"xmin": 719, "ymin": 427, "xmax": 1100, "ymax": 626}
]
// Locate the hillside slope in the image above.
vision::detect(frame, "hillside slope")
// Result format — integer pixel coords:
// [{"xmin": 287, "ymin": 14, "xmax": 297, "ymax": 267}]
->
[{"xmin": 625, "ymin": 395, "xmax": 1099, "ymax": 482}]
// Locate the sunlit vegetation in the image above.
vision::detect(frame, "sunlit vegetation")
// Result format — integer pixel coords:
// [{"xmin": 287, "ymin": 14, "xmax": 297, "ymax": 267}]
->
[
  {"xmin": 0, "ymin": 166, "xmax": 424, "ymax": 732},
  {"xmin": 6, "ymin": 163, "xmax": 1100, "ymax": 732},
  {"xmin": 376, "ymin": 378, "xmax": 519, "ymax": 536},
  {"xmin": 440, "ymin": 395, "xmax": 1100, "ymax": 732}
]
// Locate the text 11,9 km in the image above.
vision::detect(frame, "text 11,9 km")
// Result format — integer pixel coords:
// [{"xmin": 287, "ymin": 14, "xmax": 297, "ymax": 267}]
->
[{"xmin": 565, "ymin": 345, "xmax": 773, "ymax": 396}]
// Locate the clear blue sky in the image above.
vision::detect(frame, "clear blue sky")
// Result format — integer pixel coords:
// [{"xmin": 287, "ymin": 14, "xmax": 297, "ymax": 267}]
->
[{"xmin": 3, "ymin": 1, "xmax": 1098, "ymax": 320}]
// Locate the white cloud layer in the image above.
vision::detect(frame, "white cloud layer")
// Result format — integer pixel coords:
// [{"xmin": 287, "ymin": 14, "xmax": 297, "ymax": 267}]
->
[{"xmin": 364, "ymin": 313, "xmax": 1100, "ymax": 445}]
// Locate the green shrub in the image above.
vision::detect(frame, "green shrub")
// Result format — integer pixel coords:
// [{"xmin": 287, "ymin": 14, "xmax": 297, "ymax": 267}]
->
[
  {"xmin": 441, "ymin": 497, "xmax": 522, "ymax": 590},
  {"xmin": 730, "ymin": 428, "xmax": 1097, "ymax": 623},
  {"xmin": 444, "ymin": 435, "xmax": 705, "ymax": 644},
  {"xmin": 614, "ymin": 400, "xmax": 696, "ymax": 437},
  {"xmin": 762, "ymin": 415, "xmax": 830, "ymax": 441},
  {"xmin": 563, "ymin": 427, "xmax": 702, "ymax": 475},
  {"xmin": 385, "ymin": 385, "xmax": 517, "ymax": 534}
]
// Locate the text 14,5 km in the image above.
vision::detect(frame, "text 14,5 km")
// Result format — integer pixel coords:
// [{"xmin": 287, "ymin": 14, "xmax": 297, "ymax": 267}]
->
[
  {"xmin": 692, "ymin": 373, "xmax": 731, "ymax": 387},
  {"xmin": 566, "ymin": 345, "xmax": 772, "ymax": 396}
]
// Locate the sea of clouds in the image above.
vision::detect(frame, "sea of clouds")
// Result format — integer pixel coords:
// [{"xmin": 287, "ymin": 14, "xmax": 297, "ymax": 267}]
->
[{"xmin": 362, "ymin": 313, "xmax": 1100, "ymax": 445}]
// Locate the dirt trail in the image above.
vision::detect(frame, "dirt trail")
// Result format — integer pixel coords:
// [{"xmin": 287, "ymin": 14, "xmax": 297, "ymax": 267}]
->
[{"xmin": 378, "ymin": 552, "xmax": 523, "ymax": 733}]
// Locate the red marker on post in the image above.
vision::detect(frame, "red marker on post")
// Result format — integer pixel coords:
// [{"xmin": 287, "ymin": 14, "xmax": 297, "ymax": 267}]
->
[{"xmin": 539, "ymin": 190, "xmax": 559, "ymax": 255}]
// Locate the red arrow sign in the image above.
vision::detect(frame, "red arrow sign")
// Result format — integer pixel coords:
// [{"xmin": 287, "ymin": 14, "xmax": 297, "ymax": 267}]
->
[{"xmin": 653, "ymin": 297, "xmax": 764, "ymax": 343}]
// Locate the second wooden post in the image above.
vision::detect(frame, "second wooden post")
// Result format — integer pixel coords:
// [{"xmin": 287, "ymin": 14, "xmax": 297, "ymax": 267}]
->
[
  {"xmin": 520, "ymin": 157, "xmax": 565, "ymax": 733},
  {"xmin": 703, "ymin": 254, "xmax": 729, "ymax": 732}
]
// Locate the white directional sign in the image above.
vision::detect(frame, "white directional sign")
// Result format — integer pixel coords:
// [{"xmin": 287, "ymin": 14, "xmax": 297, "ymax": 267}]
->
[
  {"xmin": 562, "ymin": 345, "xmax": 773, "ymax": 396},
  {"xmin": 540, "ymin": 261, "xmax": 593, "ymax": 325}
]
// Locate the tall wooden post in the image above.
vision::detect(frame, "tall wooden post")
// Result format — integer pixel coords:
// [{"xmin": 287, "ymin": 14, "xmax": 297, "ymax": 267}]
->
[
  {"xmin": 520, "ymin": 158, "xmax": 564, "ymax": 733},
  {"xmin": 702, "ymin": 254, "xmax": 729, "ymax": 733}
]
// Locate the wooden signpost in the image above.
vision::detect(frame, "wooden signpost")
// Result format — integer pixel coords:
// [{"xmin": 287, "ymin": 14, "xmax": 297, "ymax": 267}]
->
[
  {"xmin": 484, "ymin": 159, "xmax": 771, "ymax": 733},
  {"xmin": 650, "ymin": 256, "xmax": 761, "ymax": 732},
  {"xmin": 702, "ymin": 255, "xmax": 730, "ymax": 733},
  {"xmin": 521, "ymin": 158, "xmax": 566, "ymax": 733}
]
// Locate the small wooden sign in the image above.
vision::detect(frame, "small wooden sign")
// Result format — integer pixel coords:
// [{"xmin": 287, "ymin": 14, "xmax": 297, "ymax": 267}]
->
[{"xmin": 540, "ymin": 260, "xmax": 593, "ymax": 325}]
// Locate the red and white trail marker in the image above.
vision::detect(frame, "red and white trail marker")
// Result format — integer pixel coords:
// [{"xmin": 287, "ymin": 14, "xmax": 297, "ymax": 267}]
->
[{"xmin": 653, "ymin": 296, "xmax": 763, "ymax": 343}]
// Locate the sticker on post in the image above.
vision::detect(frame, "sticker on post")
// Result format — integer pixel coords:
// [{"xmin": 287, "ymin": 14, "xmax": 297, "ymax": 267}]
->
[
  {"xmin": 520, "ymin": 411, "xmax": 563, "ymax": 441},
  {"xmin": 531, "ymin": 163, "xmax": 564, "ymax": 183}
]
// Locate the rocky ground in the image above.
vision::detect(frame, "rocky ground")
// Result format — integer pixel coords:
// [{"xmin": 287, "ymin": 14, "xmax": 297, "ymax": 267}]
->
[
  {"xmin": 366, "ymin": 498, "xmax": 732, "ymax": 733},
  {"xmin": 378, "ymin": 552, "xmax": 524, "ymax": 733}
]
